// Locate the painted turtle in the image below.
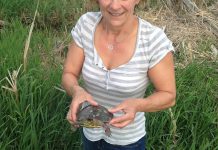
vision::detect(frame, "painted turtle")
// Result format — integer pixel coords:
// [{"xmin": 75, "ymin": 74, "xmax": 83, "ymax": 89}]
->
[{"xmin": 76, "ymin": 105, "xmax": 113, "ymax": 136}]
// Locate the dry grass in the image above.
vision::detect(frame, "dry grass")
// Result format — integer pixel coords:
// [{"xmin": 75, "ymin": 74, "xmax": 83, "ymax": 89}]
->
[
  {"xmin": 137, "ymin": 4, "xmax": 218, "ymax": 66},
  {"xmin": 1, "ymin": 65, "xmax": 23, "ymax": 102},
  {"xmin": 137, "ymin": 8, "xmax": 217, "ymax": 48},
  {"xmin": 23, "ymin": 0, "xmax": 39, "ymax": 71}
]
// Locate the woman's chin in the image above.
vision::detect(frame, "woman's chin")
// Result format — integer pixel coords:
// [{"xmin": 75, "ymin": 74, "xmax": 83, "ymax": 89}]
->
[{"xmin": 108, "ymin": 20, "xmax": 126, "ymax": 28}]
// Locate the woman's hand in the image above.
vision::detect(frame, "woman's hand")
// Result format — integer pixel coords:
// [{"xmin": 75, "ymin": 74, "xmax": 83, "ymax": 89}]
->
[
  {"xmin": 66, "ymin": 86, "xmax": 98, "ymax": 124},
  {"xmin": 108, "ymin": 99, "xmax": 140, "ymax": 128}
]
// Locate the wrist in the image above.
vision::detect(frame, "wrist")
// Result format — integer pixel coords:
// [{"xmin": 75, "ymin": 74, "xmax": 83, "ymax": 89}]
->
[
  {"xmin": 135, "ymin": 99, "xmax": 148, "ymax": 112},
  {"xmin": 70, "ymin": 85, "xmax": 84, "ymax": 97}
]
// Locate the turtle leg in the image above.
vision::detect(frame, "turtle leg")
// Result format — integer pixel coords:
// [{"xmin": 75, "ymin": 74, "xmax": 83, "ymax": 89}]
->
[{"xmin": 102, "ymin": 123, "xmax": 111, "ymax": 137}]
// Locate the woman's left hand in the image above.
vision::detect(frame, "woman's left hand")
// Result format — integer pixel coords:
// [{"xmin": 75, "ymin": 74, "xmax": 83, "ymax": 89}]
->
[{"xmin": 108, "ymin": 99, "xmax": 140, "ymax": 128}]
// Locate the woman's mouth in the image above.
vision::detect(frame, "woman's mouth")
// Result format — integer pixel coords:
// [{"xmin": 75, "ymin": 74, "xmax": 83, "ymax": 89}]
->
[{"xmin": 109, "ymin": 12, "xmax": 124, "ymax": 17}]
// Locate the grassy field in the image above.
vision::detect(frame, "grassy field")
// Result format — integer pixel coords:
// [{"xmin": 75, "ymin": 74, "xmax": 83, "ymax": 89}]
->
[{"xmin": 0, "ymin": 0, "xmax": 218, "ymax": 149}]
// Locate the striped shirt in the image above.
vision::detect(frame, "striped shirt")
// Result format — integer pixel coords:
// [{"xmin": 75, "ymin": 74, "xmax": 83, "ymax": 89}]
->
[{"xmin": 71, "ymin": 12, "xmax": 174, "ymax": 145}]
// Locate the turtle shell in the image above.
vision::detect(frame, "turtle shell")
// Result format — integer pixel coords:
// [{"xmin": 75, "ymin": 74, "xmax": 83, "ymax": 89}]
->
[{"xmin": 77, "ymin": 105, "xmax": 113, "ymax": 128}]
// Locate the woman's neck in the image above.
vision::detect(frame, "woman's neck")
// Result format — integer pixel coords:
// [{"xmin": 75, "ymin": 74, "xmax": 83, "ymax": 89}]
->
[
  {"xmin": 101, "ymin": 15, "xmax": 138, "ymax": 37},
  {"xmin": 100, "ymin": 15, "xmax": 138, "ymax": 51}
]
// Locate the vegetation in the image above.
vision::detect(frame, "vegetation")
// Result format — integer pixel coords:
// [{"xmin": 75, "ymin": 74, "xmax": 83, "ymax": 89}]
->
[{"xmin": 0, "ymin": 0, "xmax": 217, "ymax": 149}]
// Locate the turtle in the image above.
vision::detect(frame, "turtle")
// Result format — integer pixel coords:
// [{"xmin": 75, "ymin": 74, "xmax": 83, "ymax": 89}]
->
[{"xmin": 76, "ymin": 104, "xmax": 113, "ymax": 137}]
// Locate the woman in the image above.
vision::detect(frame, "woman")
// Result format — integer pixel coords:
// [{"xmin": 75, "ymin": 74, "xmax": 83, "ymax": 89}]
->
[{"xmin": 62, "ymin": 0, "xmax": 176, "ymax": 149}]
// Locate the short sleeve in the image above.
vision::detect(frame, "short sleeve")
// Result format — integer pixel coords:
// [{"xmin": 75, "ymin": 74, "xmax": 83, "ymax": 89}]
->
[
  {"xmin": 71, "ymin": 15, "xmax": 85, "ymax": 49},
  {"xmin": 148, "ymin": 28, "xmax": 174, "ymax": 69}
]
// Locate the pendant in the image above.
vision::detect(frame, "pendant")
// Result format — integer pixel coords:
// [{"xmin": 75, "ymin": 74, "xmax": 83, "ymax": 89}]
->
[{"xmin": 107, "ymin": 43, "xmax": 114, "ymax": 50}]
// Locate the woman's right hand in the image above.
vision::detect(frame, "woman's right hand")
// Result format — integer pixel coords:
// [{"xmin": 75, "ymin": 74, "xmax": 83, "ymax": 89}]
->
[{"xmin": 66, "ymin": 85, "xmax": 98, "ymax": 124}]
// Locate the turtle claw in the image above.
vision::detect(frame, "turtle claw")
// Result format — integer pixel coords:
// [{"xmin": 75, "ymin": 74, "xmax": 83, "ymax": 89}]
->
[
  {"xmin": 103, "ymin": 123, "xmax": 111, "ymax": 137},
  {"xmin": 105, "ymin": 127, "xmax": 111, "ymax": 137},
  {"xmin": 70, "ymin": 125, "xmax": 78, "ymax": 132}
]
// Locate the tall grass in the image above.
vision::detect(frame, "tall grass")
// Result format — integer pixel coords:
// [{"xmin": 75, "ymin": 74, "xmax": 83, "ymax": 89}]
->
[
  {"xmin": 0, "ymin": 8, "xmax": 83, "ymax": 148},
  {"xmin": 0, "ymin": 0, "xmax": 217, "ymax": 149},
  {"xmin": 0, "ymin": 0, "xmax": 96, "ymax": 30},
  {"xmin": 0, "ymin": 70, "xmax": 81, "ymax": 149},
  {"xmin": 146, "ymin": 62, "xmax": 218, "ymax": 149}
]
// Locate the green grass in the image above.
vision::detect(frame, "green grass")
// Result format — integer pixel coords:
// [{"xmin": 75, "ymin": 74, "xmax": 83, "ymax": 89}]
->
[
  {"xmin": 0, "ymin": 0, "xmax": 218, "ymax": 149},
  {"xmin": 0, "ymin": 0, "xmax": 98, "ymax": 30},
  {"xmin": 146, "ymin": 62, "xmax": 218, "ymax": 149}
]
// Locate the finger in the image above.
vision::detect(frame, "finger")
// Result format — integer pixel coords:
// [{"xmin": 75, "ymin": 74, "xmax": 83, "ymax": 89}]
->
[
  {"xmin": 71, "ymin": 102, "xmax": 80, "ymax": 122},
  {"xmin": 66, "ymin": 110, "xmax": 73, "ymax": 123},
  {"xmin": 108, "ymin": 105, "xmax": 124, "ymax": 113},
  {"xmin": 86, "ymin": 95, "xmax": 98, "ymax": 106},
  {"xmin": 71, "ymin": 125, "xmax": 78, "ymax": 132},
  {"xmin": 72, "ymin": 123, "xmax": 80, "ymax": 128},
  {"xmin": 111, "ymin": 120, "xmax": 132, "ymax": 128},
  {"xmin": 109, "ymin": 114, "xmax": 129, "ymax": 125}
]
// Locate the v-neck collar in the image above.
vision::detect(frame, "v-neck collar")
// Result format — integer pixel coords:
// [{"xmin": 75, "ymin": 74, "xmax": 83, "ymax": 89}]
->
[{"xmin": 92, "ymin": 13, "xmax": 141, "ymax": 71}]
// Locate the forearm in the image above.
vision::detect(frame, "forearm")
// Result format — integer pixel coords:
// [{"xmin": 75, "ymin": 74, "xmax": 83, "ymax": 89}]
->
[
  {"xmin": 61, "ymin": 72, "xmax": 83, "ymax": 97},
  {"xmin": 136, "ymin": 91, "xmax": 176, "ymax": 112}
]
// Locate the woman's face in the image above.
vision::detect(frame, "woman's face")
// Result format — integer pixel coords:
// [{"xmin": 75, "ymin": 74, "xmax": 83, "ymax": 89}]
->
[{"xmin": 98, "ymin": 0, "xmax": 140, "ymax": 27}]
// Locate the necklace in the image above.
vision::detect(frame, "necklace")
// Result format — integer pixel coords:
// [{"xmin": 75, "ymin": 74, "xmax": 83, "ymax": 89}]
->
[
  {"xmin": 107, "ymin": 43, "xmax": 115, "ymax": 51},
  {"xmin": 106, "ymin": 33, "xmax": 130, "ymax": 51},
  {"xmin": 105, "ymin": 25, "xmax": 132, "ymax": 51}
]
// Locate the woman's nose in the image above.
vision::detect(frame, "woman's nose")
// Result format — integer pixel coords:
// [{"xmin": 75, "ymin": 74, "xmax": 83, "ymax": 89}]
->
[{"xmin": 109, "ymin": 0, "xmax": 122, "ymax": 10}]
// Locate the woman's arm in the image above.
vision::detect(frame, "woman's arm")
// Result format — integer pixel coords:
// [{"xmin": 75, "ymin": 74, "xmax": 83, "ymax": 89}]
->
[
  {"xmin": 109, "ymin": 52, "xmax": 176, "ymax": 128},
  {"xmin": 137, "ymin": 52, "xmax": 176, "ymax": 112},
  {"xmin": 62, "ymin": 42, "xmax": 98, "ymax": 123},
  {"xmin": 62, "ymin": 42, "xmax": 84, "ymax": 96}
]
